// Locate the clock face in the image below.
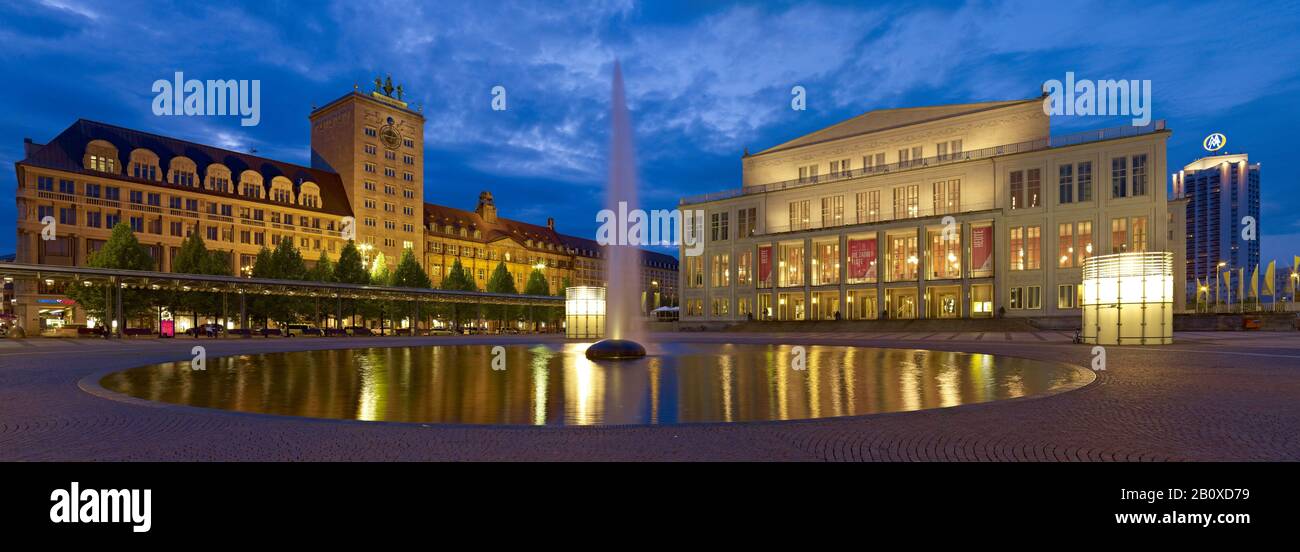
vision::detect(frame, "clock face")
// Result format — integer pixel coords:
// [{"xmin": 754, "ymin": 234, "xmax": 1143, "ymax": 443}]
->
[{"xmin": 379, "ymin": 124, "xmax": 401, "ymax": 150}]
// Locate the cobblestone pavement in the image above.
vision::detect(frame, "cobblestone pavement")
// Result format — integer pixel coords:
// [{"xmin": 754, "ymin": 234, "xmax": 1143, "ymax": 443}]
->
[{"xmin": 1, "ymin": 331, "xmax": 1297, "ymax": 461}]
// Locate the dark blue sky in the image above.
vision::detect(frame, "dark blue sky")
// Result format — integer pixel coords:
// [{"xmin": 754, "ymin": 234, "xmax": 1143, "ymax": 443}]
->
[{"xmin": 2, "ymin": 0, "xmax": 1299, "ymax": 261}]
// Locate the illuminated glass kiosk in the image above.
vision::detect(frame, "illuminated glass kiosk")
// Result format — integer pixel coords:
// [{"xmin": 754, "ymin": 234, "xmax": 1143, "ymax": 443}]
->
[
  {"xmin": 1081, "ymin": 252, "xmax": 1173, "ymax": 345},
  {"xmin": 565, "ymin": 286, "xmax": 606, "ymax": 339}
]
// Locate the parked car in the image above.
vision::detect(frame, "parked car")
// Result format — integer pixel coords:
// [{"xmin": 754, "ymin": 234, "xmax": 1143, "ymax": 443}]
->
[
  {"xmin": 259, "ymin": 327, "xmax": 284, "ymax": 338},
  {"xmin": 323, "ymin": 328, "xmax": 348, "ymax": 337},
  {"xmin": 185, "ymin": 323, "xmax": 225, "ymax": 338},
  {"xmin": 285, "ymin": 324, "xmax": 322, "ymax": 337},
  {"xmin": 428, "ymin": 328, "xmax": 455, "ymax": 336},
  {"xmin": 345, "ymin": 326, "xmax": 373, "ymax": 336}
]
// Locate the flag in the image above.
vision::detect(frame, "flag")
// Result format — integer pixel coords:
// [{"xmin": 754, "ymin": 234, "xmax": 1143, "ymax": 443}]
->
[
  {"xmin": 1265, "ymin": 260, "xmax": 1276, "ymax": 297},
  {"xmin": 1223, "ymin": 269, "xmax": 1232, "ymax": 303},
  {"xmin": 1250, "ymin": 264, "xmax": 1259, "ymax": 299}
]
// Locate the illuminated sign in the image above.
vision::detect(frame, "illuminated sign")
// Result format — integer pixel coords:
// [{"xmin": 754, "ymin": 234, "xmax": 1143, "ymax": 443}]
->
[{"xmin": 1203, "ymin": 133, "xmax": 1226, "ymax": 152}]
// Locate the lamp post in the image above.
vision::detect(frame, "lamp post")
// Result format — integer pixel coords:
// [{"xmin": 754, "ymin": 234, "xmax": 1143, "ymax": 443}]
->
[{"xmin": 1215, "ymin": 261, "xmax": 1226, "ymax": 312}]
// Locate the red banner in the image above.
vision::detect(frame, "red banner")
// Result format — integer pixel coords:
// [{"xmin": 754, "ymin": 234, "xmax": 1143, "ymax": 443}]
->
[
  {"xmin": 847, "ymin": 238, "xmax": 877, "ymax": 280},
  {"xmin": 971, "ymin": 225, "xmax": 993, "ymax": 274},
  {"xmin": 758, "ymin": 245, "xmax": 772, "ymax": 284}
]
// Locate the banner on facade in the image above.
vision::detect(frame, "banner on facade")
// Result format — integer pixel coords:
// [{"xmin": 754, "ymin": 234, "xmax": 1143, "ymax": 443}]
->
[
  {"xmin": 847, "ymin": 238, "xmax": 877, "ymax": 280},
  {"xmin": 971, "ymin": 225, "xmax": 993, "ymax": 274},
  {"xmin": 758, "ymin": 245, "xmax": 772, "ymax": 283}
]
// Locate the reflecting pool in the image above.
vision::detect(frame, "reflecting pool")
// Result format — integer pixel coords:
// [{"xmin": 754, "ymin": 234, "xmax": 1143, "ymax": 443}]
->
[{"xmin": 98, "ymin": 343, "xmax": 1093, "ymax": 426}]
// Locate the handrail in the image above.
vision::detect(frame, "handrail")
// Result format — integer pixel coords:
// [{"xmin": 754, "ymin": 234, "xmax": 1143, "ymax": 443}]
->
[{"xmin": 681, "ymin": 120, "xmax": 1166, "ymax": 205}]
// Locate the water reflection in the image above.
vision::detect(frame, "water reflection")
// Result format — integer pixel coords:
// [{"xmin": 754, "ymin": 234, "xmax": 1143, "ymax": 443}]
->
[{"xmin": 99, "ymin": 343, "xmax": 1093, "ymax": 426}]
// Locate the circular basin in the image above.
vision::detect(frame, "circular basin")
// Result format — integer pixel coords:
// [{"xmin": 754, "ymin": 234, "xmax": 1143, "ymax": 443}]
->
[{"xmin": 97, "ymin": 342, "xmax": 1094, "ymax": 426}]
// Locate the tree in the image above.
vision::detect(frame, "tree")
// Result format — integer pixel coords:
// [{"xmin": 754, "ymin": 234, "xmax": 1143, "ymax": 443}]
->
[
  {"xmin": 331, "ymin": 241, "xmax": 368, "ymax": 327},
  {"xmin": 484, "ymin": 261, "xmax": 519, "ymax": 330},
  {"xmin": 333, "ymin": 241, "xmax": 368, "ymax": 284},
  {"xmin": 523, "ymin": 268, "xmax": 552, "ymax": 331},
  {"xmin": 439, "ymin": 259, "xmax": 477, "ymax": 330},
  {"xmin": 389, "ymin": 247, "xmax": 432, "ymax": 330},
  {"xmin": 65, "ymin": 223, "xmax": 156, "ymax": 329},
  {"xmin": 168, "ymin": 231, "xmax": 231, "ymax": 331}
]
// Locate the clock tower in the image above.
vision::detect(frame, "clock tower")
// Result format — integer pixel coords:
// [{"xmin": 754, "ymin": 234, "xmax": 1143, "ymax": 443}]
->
[{"xmin": 309, "ymin": 75, "xmax": 426, "ymax": 270}]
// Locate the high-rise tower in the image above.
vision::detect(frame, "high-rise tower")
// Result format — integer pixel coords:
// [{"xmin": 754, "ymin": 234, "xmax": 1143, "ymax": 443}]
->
[{"xmin": 310, "ymin": 75, "xmax": 425, "ymax": 270}]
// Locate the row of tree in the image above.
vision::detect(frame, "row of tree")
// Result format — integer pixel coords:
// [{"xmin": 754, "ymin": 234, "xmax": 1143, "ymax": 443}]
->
[{"xmin": 66, "ymin": 223, "xmax": 562, "ymax": 332}]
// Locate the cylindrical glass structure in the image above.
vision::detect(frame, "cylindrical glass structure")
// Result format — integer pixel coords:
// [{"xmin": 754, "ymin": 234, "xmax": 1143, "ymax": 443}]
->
[
  {"xmin": 1081, "ymin": 252, "xmax": 1173, "ymax": 345},
  {"xmin": 565, "ymin": 286, "xmax": 606, "ymax": 339}
]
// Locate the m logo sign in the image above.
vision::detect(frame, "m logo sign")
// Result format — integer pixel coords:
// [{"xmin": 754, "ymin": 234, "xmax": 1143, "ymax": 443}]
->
[{"xmin": 1203, "ymin": 133, "xmax": 1226, "ymax": 152}]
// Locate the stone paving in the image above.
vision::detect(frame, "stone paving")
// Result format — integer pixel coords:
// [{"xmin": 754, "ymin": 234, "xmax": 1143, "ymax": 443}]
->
[{"xmin": 1, "ymin": 331, "xmax": 1298, "ymax": 461}]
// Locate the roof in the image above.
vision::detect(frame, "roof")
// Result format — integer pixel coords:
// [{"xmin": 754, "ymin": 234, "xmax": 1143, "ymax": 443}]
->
[
  {"xmin": 423, "ymin": 202, "xmax": 566, "ymax": 252},
  {"xmin": 557, "ymin": 234, "xmax": 678, "ymax": 268},
  {"xmin": 17, "ymin": 119, "xmax": 352, "ymax": 217},
  {"xmin": 753, "ymin": 98, "xmax": 1040, "ymax": 156}
]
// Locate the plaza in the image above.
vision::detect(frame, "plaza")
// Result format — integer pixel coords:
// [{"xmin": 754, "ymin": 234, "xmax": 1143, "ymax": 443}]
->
[{"xmin": 1, "ymin": 330, "xmax": 1297, "ymax": 461}]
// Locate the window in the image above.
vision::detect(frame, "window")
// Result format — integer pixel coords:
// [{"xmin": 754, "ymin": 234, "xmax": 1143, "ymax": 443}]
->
[
  {"xmin": 1010, "ymin": 227, "xmax": 1024, "ymax": 271},
  {"xmin": 927, "ymin": 226, "xmax": 961, "ymax": 280},
  {"xmin": 86, "ymin": 211, "xmax": 101, "ymax": 228},
  {"xmin": 106, "ymin": 214, "xmax": 120, "ymax": 228},
  {"xmin": 856, "ymin": 190, "xmax": 879, "ymax": 223},
  {"xmin": 892, "ymin": 185, "xmax": 918, "ymax": 219},
  {"xmin": 1131, "ymin": 154, "xmax": 1148, "ymax": 196},
  {"xmin": 797, "ymin": 164, "xmax": 818, "ymax": 183},
  {"xmin": 779, "ymin": 243, "xmax": 805, "ymax": 287},
  {"xmin": 1131, "ymin": 216, "xmax": 1148, "ymax": 252},
  {"xmin": 1026, "ymin": 226, "xmax": 1041, "ymax": 270},
  {"xmin": 36, "ymin": 176, "xmax": 54, "ymax": 191},
  {"xmin": 1058, "ymin": 284, "xmax": 1079, "ymax": 309},
  {"xmin": 364, "ymin": 144, "xmax": 377, "ymax": 155},
  {"xmin": 1077, "ymin": 220, "xmax": 1093, "ymax": 265},
  {"xmin": 129, "ymin": 216, "xmax": 144, "ymax": 232},
  {"xmin": 863, "ymin": 152, "xmax": 885, "ymax": 171},
  {"xmin": 820, "ymin": 196, "xmax": 843, "ymax": 227},
  {"xmin": 829, "ymin": 158, "xmax": 850, "ymax": 177},
  {"xmin": 207, "ymin": 226, "xmax": 218, "ymax": 241},
  {"xmin": 933, "ymin": 179, "xmax": 960, "ymax": 214},
  {"xmin": 1059, "ymin": 165, "xmax": 1073, "ymax": 204},
  {"xmin": 129, "ymin": 190, "xmax": 143, "ymax": 204},
  {"xmin": 37, "ymin": 205, "xmax": 54, "ymax": 222},
  {"xmin": 736, "ymin": 250, "xmax": 752, "ymax": 286},
  {"xmin": 886, "ymin": 233, "xmax": 918, "ymax": 282},
  {"xmin": 1026, "ymin": 286, "xmax": 1042, "ymax": 309},
  {"xmin": 685, "ymin": 256, "xmax": 703, "ymax": 288},
  {"xmin": 1077, "ymin": 161, "xmax": 1092, "ymax": 201},
  {"xmin": 105, "ymin": 187, "xmax": 120, "ymax": 201},
  {"xmin": 737, "ymin": 207, "xmax": 757, "ymax": 237},
  {"xmin": 1058, "ymin": 223, "xmax": 1074, "ymax": 268},
  {"xmin": 364, "ymin": 127, "xmax": 377, "ymax": 137},
  {"xmin": 788, "ymin": 200, "xmax": 810, "ymax": 231},
  {"xmin": 59, "ymin": 207, "xmax": 75, "ymax": 225},
  {"xmin": 711, "ymin": 297, "xmax": 730, "ymax": 316},
  {"xmin": 364, "ymin": 162, "xmax": 376, "ymax": 174},
  {"xmin": 85, "ymin": 183, "xmax": 101, "ymax": 198},
  {"xmin": 88, "ymin": 154, "xmax": 117, "ymax": 173},
  {"xmin": 1027, "ymin": 168, "xmax": 1041, "ymax": 208},
  {"xmin": 1111, "ymin": 218, "xmax": 1128, "ymax": 253},
  {"xmin": 1010, "ymin": 287, "xmax": 1024, "ymax": 309},
  {"xmin": 710, "ymin": 212, "xmax": 729, "ymax": 241},
  {"xmin": 812, "ymin": 240, "xmax": 839, "ymax": 286},
  {"xmin": 710, "ymin": 254, "xmax": 730, "ymax": 287},
  {"xmin": 1111, "ymin": 157, "xmax": 1128, "ymax": 198},
  {"xmin": 59, "ymin": 179, "xmax": 76, "ymax": 195},
  {"xmin": 1009, "ymin": 170, "xmax": 1024, "ymax": 209}
]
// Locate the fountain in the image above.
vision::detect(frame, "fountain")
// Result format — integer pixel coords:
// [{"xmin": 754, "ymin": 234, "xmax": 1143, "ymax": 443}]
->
[{"xmin": 586, "ymin": 61, "xmax": 647, "ymax": 361}]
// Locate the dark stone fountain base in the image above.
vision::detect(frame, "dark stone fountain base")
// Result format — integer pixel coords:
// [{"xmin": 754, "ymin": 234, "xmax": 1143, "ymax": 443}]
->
[{"xmin": 585, "ymin": 339, "xmax": 647, "ymax": 360}]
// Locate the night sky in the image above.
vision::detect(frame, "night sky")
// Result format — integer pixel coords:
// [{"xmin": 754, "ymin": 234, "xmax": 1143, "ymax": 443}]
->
[{"xmin": 2, "ymin": 0, "xmax": 1298, "ymax": 261}]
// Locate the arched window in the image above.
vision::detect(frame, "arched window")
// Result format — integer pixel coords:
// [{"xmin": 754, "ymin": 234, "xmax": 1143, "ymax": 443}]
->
[
  {"xmin": 206, "ymin": 163, "xmax": 232, "ymax": 193},
  {"xmin": 239, "ymin": 170, "xmax": 263, "ymax": 199},
  {"xmin": 129, "ymin": 149, "xmax": 160, "ymax": 181},
  {"xmin": 168, "ymin": 156, "xmax": 198, "ymax": 187},
  {"xmin": 84, "ymin": 140, "xmax": 120, "ymax": 173}
]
